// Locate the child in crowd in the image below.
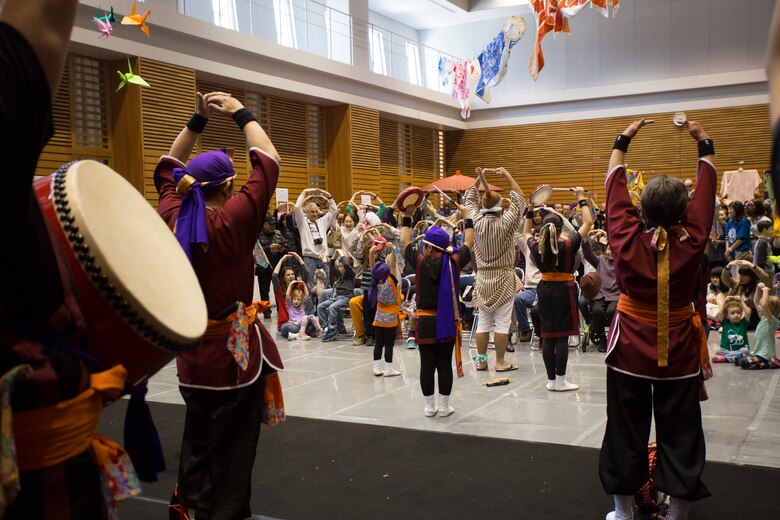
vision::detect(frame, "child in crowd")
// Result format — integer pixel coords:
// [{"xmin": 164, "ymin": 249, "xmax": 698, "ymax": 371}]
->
[
  {"xmin": 712, "ymin": 297, "xmax": 750, "ymax": 363},
  {"xmin": 370, "ymin": 248, "xmax": 403, "ymax": 377},
  {"xmin": 272, "ymin": 252, "xmax": 309, "ymax": 334},
  {"xmin": 706, "ymin": 266, "xmax": 726, "ymax": 327},
  {"xmin": 725, "ymin": 201, "xmax": 752, "ymax": 262},
  {"xmin": 738, "ymin": 283, "xmax": 780, "ymax": 369},
  {"xmin": 283, "ymin": 282, "xmax": 322, "ymax": 340},
  {"xmin": 753, "ymin": 220, "xmax": 775, "ymax": 281},
  {"xmin": 721, "ymin": 259, "xmax": 769, "ymax": 329},
  {"xmin": 318, "ymin": 256, "xmax": 356, "ymax": 342}
]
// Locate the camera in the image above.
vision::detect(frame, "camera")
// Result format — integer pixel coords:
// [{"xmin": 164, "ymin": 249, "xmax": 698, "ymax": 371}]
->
[{"xmin": 314, "ymin": 238, "xmax": 323, "ymax": 245}]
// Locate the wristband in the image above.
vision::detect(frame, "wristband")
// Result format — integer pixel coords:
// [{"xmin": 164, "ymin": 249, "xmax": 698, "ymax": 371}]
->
[
  {"xmin": 578, "ymin": 199, "xmax": 588, "ymax": 208},
  {"xmin": 697, "ymin": 138, "xmax": 715, "ymax": 157},
  {"xmin": 233, "ymin": 108, "xmax": 257, "ymax": 130},
  {"xmin": 187, "ymin": 113, "xmax": 208, "ymax": 133},
  {"xmin": 613, "ymin": 134, "xmax": 631, "ymax": 153},
  {"xmin": 464, "ymin": 219, "xmax": 474, "ymax": 229},
  {"xmin": 402, "ymin": 216, "xmax": 413, "ymax": 228}
]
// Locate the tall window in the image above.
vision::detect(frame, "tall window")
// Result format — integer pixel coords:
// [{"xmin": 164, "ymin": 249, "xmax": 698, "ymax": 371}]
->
[
  {"xmin": 369, "ymin": 26, "xmax": 387, "ymax": 76},
  {"xmin": 406, "ymin": 42, "xmax": 422, "ymax": 87},
  {"xmin": 212, "ymin": 0, "xmax": 238, "ymax": 30},
  {"xmin": 274, "ymin": 0, "xmax": 298, "ymax": 49}
]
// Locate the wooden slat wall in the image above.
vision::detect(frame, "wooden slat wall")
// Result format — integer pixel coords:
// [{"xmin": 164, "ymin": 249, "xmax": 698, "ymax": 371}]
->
[
  {"xmin": 410, "ymin": 124, "xmax": 436, "ymax": 187},
  {"xmin": 379, "ymin": 119, "xmax": 400, "ymax": 199},
  {"xmin": 139, "ymin": 58, "xmax": 196, "ymax": 205},
  {"xmin": 269, "ymin": 96, "xmax": 309, "ymax": 202},
  {"xmin": 36, "ymin": 61, "xmax": 73, "ymax": 175},
  {"xmin": 445, "ymin": 105, "xmax": 772, "ymax": 204},
  {"xmin": 350, "ymin": 106, "xmax": 381, "ymax": 192}
]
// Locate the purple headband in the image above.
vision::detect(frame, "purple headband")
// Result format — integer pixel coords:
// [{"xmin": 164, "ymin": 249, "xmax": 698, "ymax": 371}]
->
[
  {"xmin": 172, "ymin": 150, "xmax": 236, "ymax": 262},
  {"xmin": 368, "ymin": 262, "xmax": 391, "ymax": 308},
  {"xmin": 423, "ymin": 226, "xmax": 460, "ymax": 341}
]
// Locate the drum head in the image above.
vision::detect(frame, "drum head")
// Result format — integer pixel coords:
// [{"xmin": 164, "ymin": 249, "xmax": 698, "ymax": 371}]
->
[
  {"xmin": 397, "ymin": 187, "xmax": 424, "ymax": 212},
  {"xmin": 529, "ymin": 184, "xmax": 553, "ymax": 206},
  {"xmin": 59, "ymin": 161, "xmax": 207, "ymax": 346}
]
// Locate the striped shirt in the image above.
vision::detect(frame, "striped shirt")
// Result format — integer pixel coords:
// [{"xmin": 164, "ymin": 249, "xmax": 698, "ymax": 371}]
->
[{"xmin": 464, "ymin": 187, "xmax": 526, "ymax": 310}]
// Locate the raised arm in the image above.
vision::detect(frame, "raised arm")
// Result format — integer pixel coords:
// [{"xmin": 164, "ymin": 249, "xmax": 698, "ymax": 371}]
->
[
  {"xmin": 168, "ymin": 92, "xmax": 221, "ymax": 162},
  {"xmin": 0, "ymin": 0, "xmax": 79, "ymax": 96},
  {"xmin": 207, "ymin": 95, "xmax": 280, "ymax": 163},
  {"xmin": 574, "ymin": 187, "xmax": 593, "ymax": 240},
  {"xmin": 608, "ymin": 119, "xmax": 655, "ymax": 174},
  {"xmin": 463, "ymin": 174, "xmax": 481, "ymax": 220},
  {"xmin": 459, "ymin": 203, "xmax": 474, "ymax": 251},
  {"xmin": 523, "ymin": 206, "xmax": 535, "ymax": 239}
]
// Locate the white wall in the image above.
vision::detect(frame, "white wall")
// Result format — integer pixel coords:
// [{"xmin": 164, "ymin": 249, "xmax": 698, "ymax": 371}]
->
[{"xmin": 419, "ymin": 0, "xmax": 773, "ymax": 110}]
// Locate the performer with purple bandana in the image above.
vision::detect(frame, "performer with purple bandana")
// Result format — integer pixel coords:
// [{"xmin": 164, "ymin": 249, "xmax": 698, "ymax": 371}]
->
[
  {"xmin": 401, "ymin": 190, "xmax": 474, "ymax": 417},
  {"xmin": 155, "ymin": 92, "xmax": 283, "ymax": 520}
]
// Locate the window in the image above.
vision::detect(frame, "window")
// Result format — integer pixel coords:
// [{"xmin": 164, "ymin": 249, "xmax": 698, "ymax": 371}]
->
[
  {"xmin": 369, "ymin": 26, "xmax": 387, "ymax": 76},
  {"xmin": 406, "ymin": 42, "xmax": 422, "ymax": 87},
  {"xmin": 274, "ymin": 0, "xmax": 298, "ymax": 49},
  {"xmin": 212, "ymin": 0, "xmax": 238, "ymax": 30}
]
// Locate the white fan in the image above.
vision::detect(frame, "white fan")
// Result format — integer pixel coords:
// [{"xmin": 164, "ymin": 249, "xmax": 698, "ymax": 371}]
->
[{"xmin": 673, "ymin": 112, "xmax": 687, "ymax": 127}]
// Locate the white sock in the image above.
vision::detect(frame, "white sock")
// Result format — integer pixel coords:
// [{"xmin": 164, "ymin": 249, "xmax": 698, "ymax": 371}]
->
[
  {"xmin": 668, "ymin": 498, "xmax": 690, "ymax": 520},
  {"xmin": 613, "ymin": 495, "xmax": 633, "ymax": 520},
  {"xmin": 373, "ymin": 359, "xmax": 384, "ymax": 375},
  {"xmin": 424, "ymin": 395, "xmax": 437, "ymax": 417},
  {"xmin": 546, "ymin": 379, "xmax": 555, "ymax": 391},
  {"xmin": 555, "ymin": 374, "xmax": 579, "ymax": 391},
  {"xmin": 438, "ymin": 394, "xmax": 454, "ymax": 417}
]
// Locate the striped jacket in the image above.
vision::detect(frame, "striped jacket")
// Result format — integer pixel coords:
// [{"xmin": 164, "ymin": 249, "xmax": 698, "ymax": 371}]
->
[{"xmin": 464, "ymin": 187, "xmax": 526, "ymax": 310}]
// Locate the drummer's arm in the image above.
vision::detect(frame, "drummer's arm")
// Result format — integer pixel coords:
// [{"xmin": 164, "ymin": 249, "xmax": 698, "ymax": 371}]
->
[
  {"xmin": 522, "ymin": 207, "xmax": 534, "ymax": 239},
  {"xmin": 400, "ymin": 206, "xmax": 415, "ymax": 250},
  {"xmin": 460, "ymin": 204, "xmax": 474, "ymax": 251},
  {"xmin": 0, "ymin": 0, "xmax": 79, "ymax": 96}
]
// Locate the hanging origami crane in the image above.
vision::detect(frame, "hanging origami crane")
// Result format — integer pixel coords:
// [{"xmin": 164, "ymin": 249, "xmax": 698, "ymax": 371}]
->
[
  {"xmin": 116, "ymin": 58, "xmax": 150, "ymax": 92},
  {"xmin": 93, "ymin": 17, "xmax": 113, "ymax": 40},
  {"xmin": 439, "ymin": 16, "xmax": 526, "ymax": 119},
  {"xmin": 121, "ymin": 0, "xmax": 152, "ymax": 37},
  {"xmin": 96, "ymin": 6, "xmax": 120, "ymax": 24},
  {"xmin": 529, "ymin": 0, "xmax": 619, "ymax": 80}
]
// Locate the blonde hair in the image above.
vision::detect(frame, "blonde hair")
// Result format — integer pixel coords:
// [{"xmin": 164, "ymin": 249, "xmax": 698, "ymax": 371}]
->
[
  {"xmin": 764, "ymin": 295, "xmax": 780, "ymax": 321},
  {"xmin": 723, "ymin": 300, "xmax": 742, "ymax": 315},
  {"xmin": 290, "ymin": 288, "xmax": 303, "ymax": 300}
]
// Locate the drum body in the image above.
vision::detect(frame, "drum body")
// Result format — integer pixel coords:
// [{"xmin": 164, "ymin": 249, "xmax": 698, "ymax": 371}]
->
[
  {"xmin": 397, "ymin": 187, "xmax": 424, "ymax": 212},
  {"xmin": 34, "ymin": 161, "xmax": 207, "ymax": 385}
]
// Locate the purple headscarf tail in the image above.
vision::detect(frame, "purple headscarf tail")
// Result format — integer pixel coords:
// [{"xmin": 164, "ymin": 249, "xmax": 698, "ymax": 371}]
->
[
  {"xmin": 172, "ymin": 150, "xmax": 236, "ymax": 262},
  {"xmin": 368, "ymin": 262, "xmax": 391, "ymax": 308}
]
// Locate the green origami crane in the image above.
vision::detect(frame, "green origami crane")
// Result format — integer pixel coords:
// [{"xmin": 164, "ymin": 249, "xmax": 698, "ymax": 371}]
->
[
  {"xmin": 96, "ymin": 6, "xmax": 119, "ymax": 24},
  {"xmin": 116, "ymin": 58, "xmax": 150, "ymax": 92}
]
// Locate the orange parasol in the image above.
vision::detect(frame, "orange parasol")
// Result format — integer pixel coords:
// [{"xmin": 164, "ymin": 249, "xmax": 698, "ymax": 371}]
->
[{"xmin": 421, "ymin": 170, "xmax": 502, "ymax": 193}]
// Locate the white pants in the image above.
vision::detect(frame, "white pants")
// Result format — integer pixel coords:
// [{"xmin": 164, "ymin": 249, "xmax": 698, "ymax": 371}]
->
[{"xmin": 476, "ymin": 298, "xmax": 514, "ymax": 335}]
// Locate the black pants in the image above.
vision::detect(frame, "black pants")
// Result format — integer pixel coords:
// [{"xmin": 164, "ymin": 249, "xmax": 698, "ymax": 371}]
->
[
  {"xmin": 530, "ymin": 305, "xmax": 541, "ymax": 336},
  {"xmin": 363, "ymin": 299, "xmax": 377, "ymax": 338},
  {"xmin": 590, "ymin": 298, "xmax": 617, "ymax": 339},
  {"xmin": 256, "ymin": 267, "xmax": 273, "ymax": 310},
  {"xmin": 419, "ymin": 341, "xmax": 454, "ymax": 396},
  {"xmin": 599, "ymin": 369, "xmax": 710, "ymax": 501},
  {"xmin": 374, "ymin": 325, "xmax": 397, "ymax": 362},
  {"xmin": 542, "ymin": 336, "xmax": 569, "ymax": 379},
  {"xmin": 179, "ymin": 378, "xmax": 264, "ymax": 520}
]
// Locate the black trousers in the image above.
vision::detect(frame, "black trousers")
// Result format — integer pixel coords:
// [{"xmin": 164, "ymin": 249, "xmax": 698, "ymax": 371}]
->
[
  {"xmin": 599, "ymin": 369, "xmax": 710, "ymax": 501},
  {"xmin": 530, "ymin": 305, "xmax": 541, "ymax": 336},
  {"xmin": 179, "ymin": 377, "xmax": 264, "ymax": 520},
  {"xmin": 590, "ymin": 298, "xmax": 617, "ymax": 339},
  {"xmin": 363, "ymin": 298, "xmax": 377, "ymax": 338},
  {"xmin": 256, "ymin": 267, "xmax": 273, "ymax": 307},
  {"xmin": 374, "ymin": 325, "xmax": 397, "ymax": 362},
  {"xmin": 419, "ymin": 341, "xmax": 454, "ymax": 396},
  {"xmin": 542, "ymin": 336, "xmax": 569, "ymax": 379}
]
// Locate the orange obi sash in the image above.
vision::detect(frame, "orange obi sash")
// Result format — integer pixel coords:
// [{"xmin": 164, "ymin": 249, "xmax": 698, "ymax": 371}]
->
[
  {"xmin": 616, "ymin": 294, "xmax": 712, "ymax": 379},
  {"xmin": 5, "ymin": 365, "xmax": 140, "ymax": 518},
  {"xmin": 204, "ymin": 301, "xmax": 271, "ymax": 371},
  {"xmin": 541, "ymin": 272, "xmax": 575, "ymax": 282},
  {"xmin": 417, "ymin": 309, "xmax": 463, "ymax": 378}
]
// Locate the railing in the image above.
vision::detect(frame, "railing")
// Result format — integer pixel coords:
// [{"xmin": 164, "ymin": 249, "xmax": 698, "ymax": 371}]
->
[{"xmin": 177, "ymin": 0, "xmax": 459, "ymax": 93}]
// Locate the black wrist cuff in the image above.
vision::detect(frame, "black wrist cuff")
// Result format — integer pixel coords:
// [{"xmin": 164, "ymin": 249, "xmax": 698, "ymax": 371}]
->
[
  {"xmin": 613, "ymin": 134, "xmax": 631, "ymax": 153},
  {"xmin": 698, "ymin": 138, "xmax": 715, "ymax": 157},
  {"xmin": 464, "ymin": 219, "xmax": 474, "ymax": 229},
  {"xmin": 233, "ymin": 108, "xmax": 257, "ymax": 130},
  {"xmin": 187, "ymin": 113, "xmax": 208, "ymax": 133},
  {"xmin": 578, "ymin": 199, "xmax": 588, "ymax": 208},
  {"xmin": 402, "ymin": 216, "xmax": 413, "ymax": 228}
]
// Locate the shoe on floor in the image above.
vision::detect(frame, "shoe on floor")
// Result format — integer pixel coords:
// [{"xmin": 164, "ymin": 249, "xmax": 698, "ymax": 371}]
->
[
  {"xmin": 373, "ymin": 360, "xmax": 384, "ymax": 376},
  {"xmin": 424, "ymin": 395, "xmax": 437, "ymax": 417},
  {"xmin": 366, "ymin": 336, "xmax": 375, "ymax": 347},
  {"xmin": 322, "ymin": 330, "xmax": 337, "ymax": 342},
  {"xmin": 337, "ymin": 326, "xmax": 348, "ymax": 335},
  {"xmin": 554, "ymin": 375, "xmax": 578, "ymax": 392},
  {"xmin": 711, "ymin": 354, "xmax": 728, "ymax": 363},
  {"xmin": 383, "ymin": 367, "xmax": 402, "ymax": 377},
  {"xmin": 546, "ymin": 380, "xmax": 555, "ymax": 391},
  {"xmin": 496, "ymin": 364, "xmax": 518, "ymax": 372},
  {"xmin": 437, "ymin": 394, "xmax": 454, "ymax": 417},
  {"xmin": 406, "ymin": 338, "xmax": 418, "ymax": 349},
  {"xmin": 298, "ymin": 332, "xmax": 311, "ymax": 341},
  {"xmin": 518, "ymin": 331, "xmax": 532, "ymax": 342},
  {"xmin": 264, "ymin": 311, "xmax": 272, "ymax": 319},
  {"xmin": 352, "ymin": 335, "xmax": 367, "ymax": 346},
  {"xmin": 287, "ymin": 333, "xmax": 298, "ymax": 341}
]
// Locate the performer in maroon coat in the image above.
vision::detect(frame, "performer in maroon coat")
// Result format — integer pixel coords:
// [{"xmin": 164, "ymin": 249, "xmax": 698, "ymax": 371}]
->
[
  {"xmin": 599, "ymin": 119, "xmax": 716, "ymax": 520},
  {"xmin": 155, "ymin": 92, "xmax": 283, "ymax": 520}
]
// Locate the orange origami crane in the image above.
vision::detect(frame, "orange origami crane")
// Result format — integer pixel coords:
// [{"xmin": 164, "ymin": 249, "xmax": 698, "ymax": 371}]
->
[
  {"xmin": 529, "ymin": 0, "xmax": 619, "ymax": 80},
  {"xmin": 121, "ymin": 0, "xmax": 151, "ymax": 37}
]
